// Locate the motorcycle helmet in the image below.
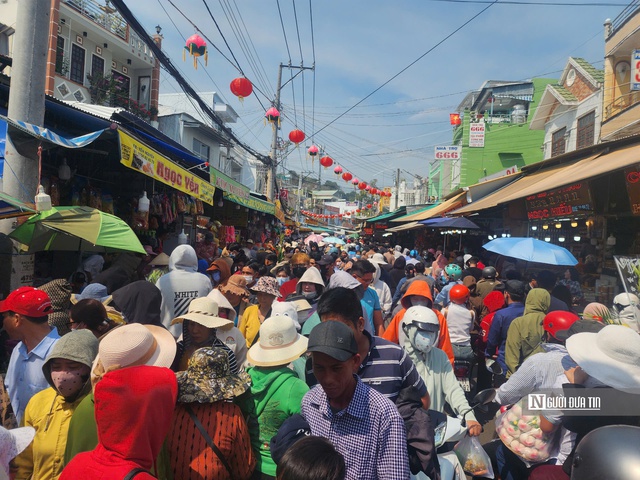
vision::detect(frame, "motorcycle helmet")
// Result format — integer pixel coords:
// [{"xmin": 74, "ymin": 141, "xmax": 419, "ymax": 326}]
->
[
  {"xmin": 410, "ymin": 249, "xmax": 418, "ymax": 257},
  {"xmin": 482, "ymin": 266, "xmax": 497, "ymax": 279},
  {"xmin": 449, "ymin": 284, "xmax": 470, "ymax": 305},
  {"xmin": 444, "ymin": 264, "xmax": 462, "ymax": 281},
  {"xmin": 402, "ymin": 306, "xmax": 440, "ymax": 353},
  {"xmin": 543, "ymin": 310, "xmax": 580, "ymax": 341},
  {"xmin": 612, "ymin": 292, "xmax": 640, "ymax": 312},
  {"xmin": 571, "ymin": 425, "xmax": 640, "ymax": 480}
]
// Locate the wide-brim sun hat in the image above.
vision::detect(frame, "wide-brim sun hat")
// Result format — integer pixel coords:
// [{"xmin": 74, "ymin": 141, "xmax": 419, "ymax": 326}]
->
[
  {"xmin": 170, "ymin": 297, "xmax": 232, "ymax": 329},
  {"xmin": 218, "ymin": 275, "xmax": 250, "ymax": 299},
  {"xmin": 248, "ymin": 315, "xmax": 308, "ymax": 367},
  {"xmin": 176, "ymin": 347, "xmax": 251, "ymax": 403},
  {"xmin": 92, "ymin": 323, "xmax": 176, "ymax": 379},
  {"xmin": 566, "ymin": 324, "xmax": 640, "ymax": 393},
  {"xmin": 250, "ymin": 276, "xmax": 282, "ymax": 298},
  {"xmin": 0, "ymin": 426, "xmax": 36, "ymax": 476}
]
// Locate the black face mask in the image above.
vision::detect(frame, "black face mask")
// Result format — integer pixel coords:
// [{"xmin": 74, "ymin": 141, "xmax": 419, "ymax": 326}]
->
[{"xmin": 293, "ymin": 266, "xmax": 307, "ymax": 279}]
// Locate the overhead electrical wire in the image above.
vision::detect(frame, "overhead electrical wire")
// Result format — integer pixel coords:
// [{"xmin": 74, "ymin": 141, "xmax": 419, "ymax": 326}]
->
[
  {"xmin": 309, "ymin": 0, "xmax": 317, "ymax": 147},
  {"xmin": 276, "ymin": 0, "xmax": 292, "ymax": 64},
  {"xmin": 430, "ymin": 0, "xmax": 628, "ymax": 5}
]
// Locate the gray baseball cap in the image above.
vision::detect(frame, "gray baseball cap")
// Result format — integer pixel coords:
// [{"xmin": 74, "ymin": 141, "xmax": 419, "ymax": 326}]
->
[{"xmin": 308, "ymin": 321, "xmax": 358, "ymax": 361}]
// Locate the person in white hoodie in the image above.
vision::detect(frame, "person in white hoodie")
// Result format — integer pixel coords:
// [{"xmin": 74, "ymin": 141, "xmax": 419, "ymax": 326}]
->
[
  {"xmin": 370, "ymin": 260, "xmax": 392, "ymax": 321},
  {"xmin": 156, "ymin": 245, "xmax": 212, "ymax": 338}
]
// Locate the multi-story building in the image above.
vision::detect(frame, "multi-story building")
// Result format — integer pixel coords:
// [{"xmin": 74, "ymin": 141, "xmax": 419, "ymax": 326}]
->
[
  {"xmin": 529, "ymin": 57, "xmax": 603, "ymax": 157},
  {"xmin": 1, "ymin": 0, "xmax": 161, "ymax": 116},
  {"xmin": 601, "ymin": 5, "xmax": 640, "ymax": 140},
  {"xmin": 432, "ymin": 78, "xmax": 555, "ymax": 194}
]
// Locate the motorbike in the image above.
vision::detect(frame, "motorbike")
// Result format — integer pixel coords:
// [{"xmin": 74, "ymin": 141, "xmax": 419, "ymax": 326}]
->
[
  {"xmin": 410, "ymin": 388, "xmax": 497, "ymax": 480},
  {"xmin": 453, "ymin": 356, "xmax": 476, "ymax": 398}
]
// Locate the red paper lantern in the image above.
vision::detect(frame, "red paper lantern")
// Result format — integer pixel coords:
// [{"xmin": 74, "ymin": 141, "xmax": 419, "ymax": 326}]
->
[
  {"xmin": 334, "ymin": 166, "xmax": 343, "ymax": 175},
  {"xmin": 367, "ymin": 204, "xmax": 372, "ymax": 209},
  {"xmin": 358, "ymin": 182, "xmax": 367, "ymax": 190},
  {"xmin": 230, "ymin": 77, "xmax": 253, "ymax": 101},
  {"xmin": 352, "ymin": 178, "xmax": 359, "ymax": 185},
  {"xmin": 184, "ymin": 34, "xmax": 208, "ymax": 69},
  {"xmin": 450, "ymin": 113, "xmax": 461, "ymax": 126},
  {"xmin": 289, "ymin": 129, "xmax": 305, "ymax": 145},
  {"xmin": 308, "ymin": 145, "xmax": 319, "ymax": 157},
  {"xmin": 356, "ymin": 209, "xmax": 361, "ymax": 213},
  {"xmin": 342, "ymin": 172, "xmax": 353, "ymax": 182},
  {"xmin": 320, "ymin": 156, "xmax": 333, "ymax": 169}
]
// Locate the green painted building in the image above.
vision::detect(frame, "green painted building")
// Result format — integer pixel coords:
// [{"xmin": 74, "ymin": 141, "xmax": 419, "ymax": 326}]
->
[{"xmin": 433, "ymin": 78, "xmax": 556, "ymax": 194}]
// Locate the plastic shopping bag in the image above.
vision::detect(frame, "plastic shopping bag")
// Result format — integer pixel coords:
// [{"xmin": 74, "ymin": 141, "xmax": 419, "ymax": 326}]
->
[
  {"xmin": 454, "ymin": 433, "xmax": 495, "ymax": 478},
  {"xmin": 495, "ymin": 399, "xmax": 560, "ymax": 467}
]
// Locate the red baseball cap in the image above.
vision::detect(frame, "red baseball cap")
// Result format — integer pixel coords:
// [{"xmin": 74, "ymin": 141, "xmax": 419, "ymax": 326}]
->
[{"xmin": 0, "ymin": 287, "xmax": 52, "ymax": 317}]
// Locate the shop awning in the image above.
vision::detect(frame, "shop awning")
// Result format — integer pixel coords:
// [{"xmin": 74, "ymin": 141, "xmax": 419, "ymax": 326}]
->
[
  {"xmin": 391, "ymin": 192, "xmax": 467, "ymax": 222},
  {"xmin": 223, "ymin": 192, "xmax": 275, "ymax": 215},
  {"xmin": 365, "ymin": 207, "xmax": 406, "ymax": 224},
  {"xmin": 451, "ymin": 152, "xmax": 604, "ymax": 215},
  {"xmin": 390, "ymin": 204, "xmax": 438, "ymax": 223},
  {"xmin": 1, "ymin": 114, "xmax": 108, "ymax": 149},
  {"xmin": 386, "ymin": 221, "xmax": 423, "ymax": 232}
]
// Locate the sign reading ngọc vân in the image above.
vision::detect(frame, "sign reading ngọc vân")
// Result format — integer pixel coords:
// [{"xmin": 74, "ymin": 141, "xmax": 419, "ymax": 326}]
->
[
  {"xmin": 624, "ymin": 165, "xmax": 640, "ymax": 215},
  {"xmin": 119, "ymin": 130, "xmax": 215, "ymax": 205},
  {"xmin": 524, "ymin": 182, "xmax": 593, "ymax": 220}
]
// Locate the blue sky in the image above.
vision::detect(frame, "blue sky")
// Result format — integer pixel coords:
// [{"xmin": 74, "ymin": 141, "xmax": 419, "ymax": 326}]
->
[{"xmin": 130, "ymin": 0, "xmax": 617, "ymax": 190}]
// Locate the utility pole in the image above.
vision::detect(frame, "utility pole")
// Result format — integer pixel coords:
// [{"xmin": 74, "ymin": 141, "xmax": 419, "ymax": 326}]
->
[
  {"xmin": 394, "ymin": 168, "xmax": 401, "ymax": 210},
  {"xmin": 2, "ymin": 0, "xmax": 50, "ymax": 211},
  {"xmin": 266, "ymin": 63, "xmax": 314, "ymax": 201}
]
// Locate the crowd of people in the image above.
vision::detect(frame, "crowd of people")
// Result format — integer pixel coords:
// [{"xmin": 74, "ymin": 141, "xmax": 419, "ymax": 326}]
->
[{"xmin": 1, "ymin": 234, "xmax": 640, "ymax": 480}]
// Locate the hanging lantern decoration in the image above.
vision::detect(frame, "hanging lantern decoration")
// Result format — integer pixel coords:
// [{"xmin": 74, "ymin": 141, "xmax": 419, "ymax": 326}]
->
[
  {"xmin": 319, "ymin": 156, "xmax": 333, "ymax": 169},
  {"xmin": 334, "ymin": 166, "xmax": 343, "ymax": 175},
  {"xmin": 356, "ymin": 209, "xmax": 361, "ymax": 213},
  {"xmin": 265, "ymin": 107, "xmax": 280, "ymax": 128},
  {"xmin": 449, "ymin": 113, "xmax": 461, "ymax": 126},
  {"xmin": 365, "ymin": 185, "xmax": 371, "ymax": 192},
  {"xmin": 358, "ymin": 182, "xmax": 367, "ymax": 190},
  {"xmin": 352, "ymin": 178, "xmax": 359, "ymax": 185},
  {"xmin": 289, "ymin": 129, "xmax": 305, "ymax": 146},
  {"xmin": 342, "ymin": 172, "xmax": 353, "ymax": 182},
  {"xmin": 229, "ymin": 77, "xmax": 253, "ymax": 102},
  {"xmin": 184, "ymin": 34, "xmax": 208, "ymax": 70},
  {"xmin": 367, "ymin": 204, "xmax": 372, "ymax": 209},
  {"xmin": 307, "ymin": 145, "xmax": 319, "ymax": 157}
]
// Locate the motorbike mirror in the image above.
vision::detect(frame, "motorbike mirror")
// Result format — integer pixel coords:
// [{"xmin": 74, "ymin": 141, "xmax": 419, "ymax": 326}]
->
[
  {"xmin": 472, "ymin": 388, "xmax": 497, "ymax": 406},
  {"xmin": 486, "ymin": 358, "xmax": 504, "ymax": 376}
]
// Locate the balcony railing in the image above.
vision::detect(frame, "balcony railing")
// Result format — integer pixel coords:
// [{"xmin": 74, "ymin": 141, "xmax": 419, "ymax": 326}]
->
[
  {"xmin": 604, "ymin": 91, "xmax": 640, "ymax": 120},
  {"xmin": 63, "ymin": 0, "xmax": 128, "ymax": 40},
  {"xmin": 609, "ymin": 0, "xmax": 640, "ymax": 38}
]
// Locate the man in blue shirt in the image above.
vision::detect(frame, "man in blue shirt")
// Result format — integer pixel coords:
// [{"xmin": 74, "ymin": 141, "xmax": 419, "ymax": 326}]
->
[
  {"xmin": 485, "ymin": 279, "xmax": 526, "ymax": 373},
  {"xmin": 349, "ymin": 260, "xmax": 384, "ymax": 335},
  {"xmin": 1, "ymin": 286, "xmax": 59, "ymax": 424},
  {"xmin": 303, "ymin": 320, "xmax": 409, "ymax": 480}
]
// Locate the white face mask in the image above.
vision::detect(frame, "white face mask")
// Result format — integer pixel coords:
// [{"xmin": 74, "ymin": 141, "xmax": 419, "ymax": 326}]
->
[
  {"xmin": 277, "ymin": 276, "xmax": 290, "ymax": 287},
  {"xmin": 411, "ymin": 298, "xmax": 430, "ymax": 307},
  {"xmin": 243, "ymin": 275, "xmax": 254, "ymax": 285},
  {"xmin": 413, "ymin": 330, "xmax": 438, "ymax": 353},
  {"xmin": 302, "ymin": 291, "xmax": 317, "ymax": 300}
]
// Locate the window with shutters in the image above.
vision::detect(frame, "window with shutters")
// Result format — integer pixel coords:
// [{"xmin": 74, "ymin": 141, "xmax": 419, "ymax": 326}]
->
[
  {"xmin": 576, "ymin": 111, "xmax": 595, "ymax": 149},
  {"xmin": 55, "ymin": 36, "xmax": 65, "ymax": 74},
  {"xmin": 70, "ymin": 43, "xmax": 85, "ymax": 84},
  {"xmin": 91, "ymin": 54, "xmax": 104, "ymax": 77},
  {"xmin": 551, "ymin": 127, "xmax": 566, "ymax": 157}
]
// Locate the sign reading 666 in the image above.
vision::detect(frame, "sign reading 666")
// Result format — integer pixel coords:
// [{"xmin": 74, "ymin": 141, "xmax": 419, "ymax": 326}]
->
[{"xmin": 434, "ymin": 146, "xmax": 461, "ymax": 160}]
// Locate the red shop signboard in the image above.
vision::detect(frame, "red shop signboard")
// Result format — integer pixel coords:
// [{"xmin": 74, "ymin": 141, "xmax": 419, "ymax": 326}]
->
[
  {"xmin": 525, "ymin": 182, "xmax": 593, "ymax": 220},
  {"xmin": 625, "ymin": 166, "xmax": 640, "ymax": 215}
]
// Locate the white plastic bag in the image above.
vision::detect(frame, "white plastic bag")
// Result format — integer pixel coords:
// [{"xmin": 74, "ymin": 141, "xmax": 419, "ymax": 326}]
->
[{"xmin": 454, "ymin": 433, "xmax": 495, "ymax": 479}]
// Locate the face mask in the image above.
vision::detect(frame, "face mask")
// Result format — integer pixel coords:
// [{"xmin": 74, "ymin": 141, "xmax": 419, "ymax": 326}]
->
[
  {"xmin": 411, "ymin": 297, "xmax": 430, "ymax": 307},
  {"xmin": 277, "ymin": 276, "xmax": 290, "ymax": 287},
  {"xmin": 51, "ymin": 369, "xmax": 89, "ymax": 398},
  {"xmin": 243, "ymin": 275, "xmax": 254, "ymax": 284},
  {"xmin": 302, "ymin": 291, "xmax": 317, "ymax": 300},
  {"xmin": 293, "ymin": 266, "xmax": 306, "ymax": 279},
  {"xmin": 211, "ymin": 271, "xmax": 221, "ymax": 283},
  {"xmin": 413, "ymin": 330, "xmax": 438, "ymax": 353}
]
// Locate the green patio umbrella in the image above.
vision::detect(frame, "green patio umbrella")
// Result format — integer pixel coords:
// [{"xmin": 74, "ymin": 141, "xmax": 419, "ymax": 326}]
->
[{"xmin": 10, "ymin": 206, "xmax": 146, "ymax": 254}]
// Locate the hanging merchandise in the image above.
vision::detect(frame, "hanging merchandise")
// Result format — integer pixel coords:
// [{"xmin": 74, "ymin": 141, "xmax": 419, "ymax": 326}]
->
[
  {"xmin": 138, "ymin": 191, "xmax": 150, "ymax": 213},
  {"xmin": 184, "ymin": 34, "xmax": 208, "ymax": 70},
  {"xmin": 230, "ymin": 77, "xmax": 253, "ymax": 102}
]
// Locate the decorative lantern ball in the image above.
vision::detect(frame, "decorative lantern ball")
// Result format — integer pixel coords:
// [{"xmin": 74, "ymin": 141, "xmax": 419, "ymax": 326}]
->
[
  {"xmin": 365, "ymin": 185, "xmax": 371, "ymax": 192},
  {"xmin": 352, "ymin": 177, "xmax": 360, "ymax": 185},
  {"xmin": 289, "ymin": 129, "xmax": 305, "ymax": 145},
  {"xmin": 319, "ymin": 156, "xmax": 334, "ymax": 169},
  {"xmin": 308, "ymin": 145, "xmax": 319, "ymax": 157},
  {"xmin": 373, "ymin": 201, "xmax": 378, "ymax": 205},
  {"xmin": 334, "ymin": 166, "xmax": 343, "ymax": 175},
  {"xmin": 229, "ymin": 77, "xmax": 253, "ymax": 101},
  {"xmin": 265, "ymin": 107, "xmax": 280, "ymax": 126},
  {"xmin": 356, "ymin": 209, "xmax": 361, "ymax": 213},
  {"xmin": 367, "ymin": 204, "xmax": 372, "ymax": 209},
  {"xmin": 358, "ymin": 182, "xmax": 367, "ymax": 190},
  {"xmin": 184, "ymin": 34, "xmax": 208, "ymax": 69},
  {"xmin": 342, "ymin": 172, "xmax": 353, "ymax": 182}
]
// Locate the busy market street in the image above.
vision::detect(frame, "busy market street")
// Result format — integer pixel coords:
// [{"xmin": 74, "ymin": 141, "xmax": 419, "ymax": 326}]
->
[{"xmin": 1, "ymin": 0, "xmax": 640, "ymax": 479}]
